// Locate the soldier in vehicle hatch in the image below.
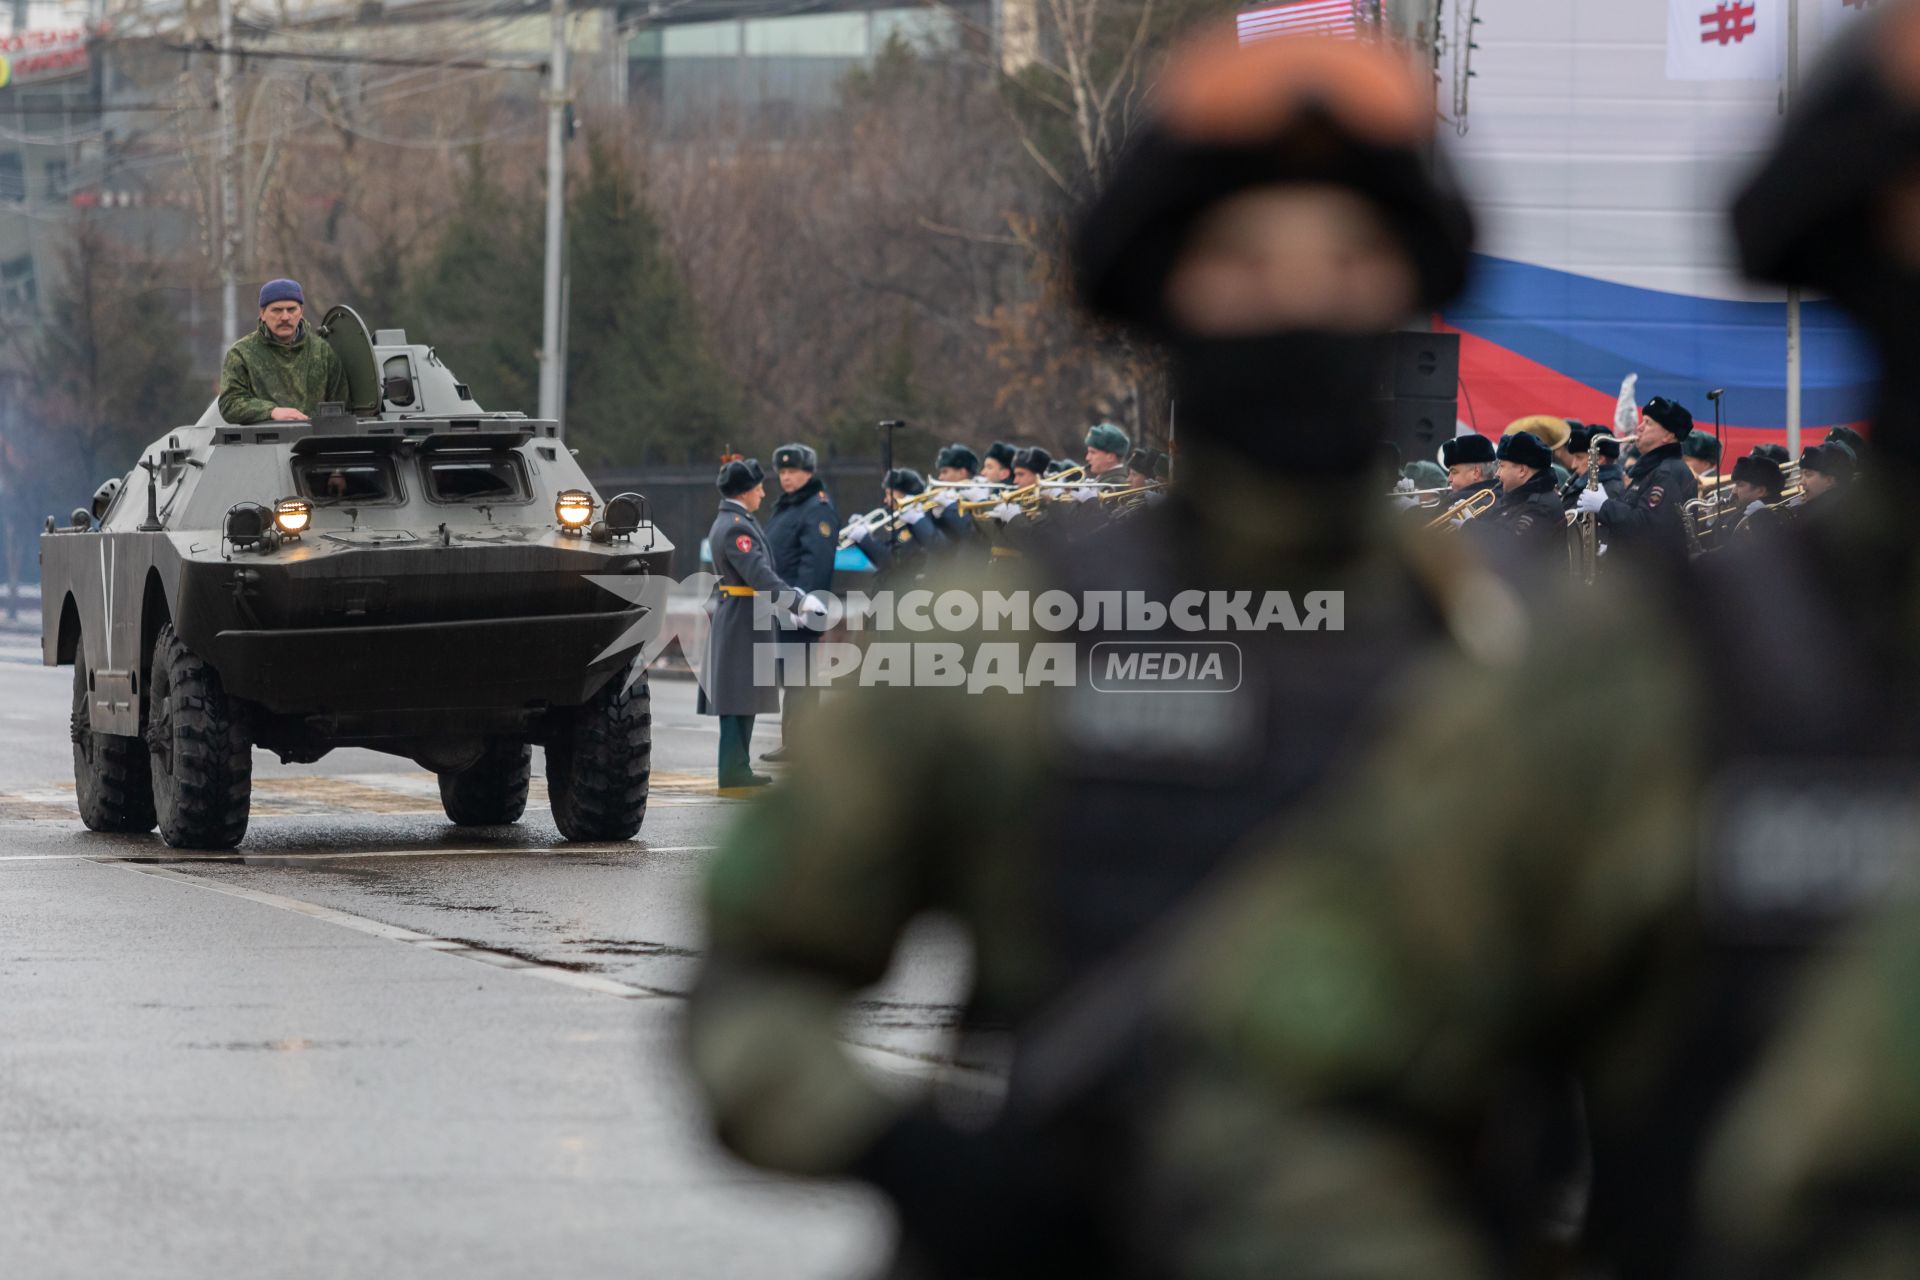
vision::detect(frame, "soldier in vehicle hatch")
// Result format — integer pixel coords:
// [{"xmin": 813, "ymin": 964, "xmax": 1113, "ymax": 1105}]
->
[{"xmin": 217, "ymin": 279, "xmax": 350, "ymax": 425}]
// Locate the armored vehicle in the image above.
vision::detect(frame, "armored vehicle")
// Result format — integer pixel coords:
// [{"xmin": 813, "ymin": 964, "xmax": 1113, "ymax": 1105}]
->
[{"xmin": 41, "ymin": 307, "xmax": 671, "ymax": 850}]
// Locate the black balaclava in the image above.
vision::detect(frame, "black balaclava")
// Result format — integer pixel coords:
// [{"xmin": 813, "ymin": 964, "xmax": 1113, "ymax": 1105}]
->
[
  {"xmin": 1734, "ymin": 7, "xmax": 1920, "ymax": 471},
  {"xmin": 1075, "ymin": 37, "xmax": 1475, "ymax": 481}
]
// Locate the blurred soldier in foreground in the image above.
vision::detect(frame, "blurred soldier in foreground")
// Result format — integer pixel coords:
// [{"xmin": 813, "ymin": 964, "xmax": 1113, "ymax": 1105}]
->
[
  {"xmin": 1694, "ymin": 10, "xmax": 1920, "ymax": 1267},
  {"xmin": 1144, "ymin": 8, "xmax": 1920, "ymax": 1277},
  {"xmin": 685, "ymin": 30, "xmax": 1478, "ymax": 1279},
  {"xmin": 761, "ymin": 443, "xmax": 839, "ymax": 761}
]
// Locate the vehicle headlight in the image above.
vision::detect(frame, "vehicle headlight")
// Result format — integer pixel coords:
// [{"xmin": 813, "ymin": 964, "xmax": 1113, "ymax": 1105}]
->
[
  {"xmin": 274, "ymin": 497, "xmax": 311, "ymax": 535},
  {"xmin": 555, "ymin": 489, "xmax": 595, "ymax": 529}
]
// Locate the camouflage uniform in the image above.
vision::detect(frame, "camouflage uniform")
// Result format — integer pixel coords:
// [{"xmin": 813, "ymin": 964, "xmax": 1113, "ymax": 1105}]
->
[
  {"xmin": 686, "ymin": 31, "xmax": 1482, "ymax": 1279},
  {"xmin": 1134, "ymin": 9, "xmax": 1920, "ymax": 1273},
  {"xmin": 217, "ymin": 321, "xmax": 350, "ymax": 424}
]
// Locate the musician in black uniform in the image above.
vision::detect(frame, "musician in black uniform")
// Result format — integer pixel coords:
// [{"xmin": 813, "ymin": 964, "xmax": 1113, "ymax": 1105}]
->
[
  {"xmin": 927, "ymin": 444, "xmax": 981, "ymax": 545},
  {"xmin": 1440, "ymin": 433, "xmax": 1498, "ymax": 513},
  {"xmin": 1484, "ymin": 429, "xmax": 1565, "ymax": 550},
  {"xmin": 1728, "ymin": 452, "xmax": 1787, "ymax": 538},
  {"xmin": 1794, "ymin": 441, "xmax": 1857, "ymax": 521},
  {"xmin": 761, "ymin": 443, "xmax": 839, "ymax": 762},
  {"xmin": 980, "ymin": 441, "xmax": 1017, "ymax": 485},
  {"xmin": 1011, "ymin": 447, "xmax": 1052, "ymax": 488},
  {"xmin": 1682, "ymin": 431, "xmax": 1722, "ymax": 484},
  {"xmin": 844, "ymin": 467, "xmax": 949, "ymax": 578},
  {"xmin": 1571, "ymin": 395, "xmax": 1698, "ymax": 557}
]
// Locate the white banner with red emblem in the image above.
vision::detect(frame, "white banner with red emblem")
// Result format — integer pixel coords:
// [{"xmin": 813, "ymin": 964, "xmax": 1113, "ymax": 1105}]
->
[
  {"xmin": 1236, "ymin": 1, "xmax": 1360, "ymax": 45},
  {"xmin": 1666, "ymin": 0, "xmax": 1784, "ymax": 79}
]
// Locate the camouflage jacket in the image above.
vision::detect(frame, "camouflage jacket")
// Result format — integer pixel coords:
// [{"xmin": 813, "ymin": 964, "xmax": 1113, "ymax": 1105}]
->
[
  {"xmin": 683, "ymin": 465, "xmax": 1505, "ymax": 1186},
  {"xmin": 1146, "ymin": 482, "xmax": 1920, "ymax": 1279},
  {"xmin": 217, "ymin": 321, "xmax": 349, "ymax": 424}
]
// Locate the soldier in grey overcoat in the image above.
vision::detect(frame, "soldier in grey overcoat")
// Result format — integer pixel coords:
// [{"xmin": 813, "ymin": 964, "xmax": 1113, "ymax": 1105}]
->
[{"xmin": 698, "ymin": 458, "xmax": 819, "ymax": 790}]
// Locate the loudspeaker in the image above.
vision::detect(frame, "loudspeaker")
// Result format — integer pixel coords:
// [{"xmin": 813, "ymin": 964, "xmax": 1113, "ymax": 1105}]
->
[
  {"xmin": 1378, "ymin": 330, "xmax": 1460, "ymax": 400},
  {"xmin": 1373, "ymin": 330, "xmax": 1460, "ymax": 463},
  {"xmin": 1380, "ymin": 397, "xmax": 1460, "ymax": 464}
]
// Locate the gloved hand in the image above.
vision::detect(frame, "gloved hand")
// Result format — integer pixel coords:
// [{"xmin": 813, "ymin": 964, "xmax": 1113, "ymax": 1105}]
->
[
  {"xmin": 852, "ymin": 1108, "xmax": 1103, "ymax": 1280},
  {"xmin": 961, "ymin": 486, "xmax": 991, "ymax": 503},
  {"xmin": 1575, "ymin": 486, "xmax": 1607, "ymax": 515},
  {"xmin": 899, "ymin": 504, "xmax": 926, "ymax": 526},
  {"xmin": 932, "ymin": 488, "xmax": 960, "ymax": 510},
  {"xmin": 1070, "ymin": 486, "xmax": 1099, "ymax": 503},
  {"xmin": 842, "ymin": 515, "xmax": 870, "ymax": 543},
  {"xmin": 798, "ymin": 594, "xmax": 829, "ymax": 618},
  {"xmin": 988, "ymin": 502, "xmax": 1024, "ymax": 522}
]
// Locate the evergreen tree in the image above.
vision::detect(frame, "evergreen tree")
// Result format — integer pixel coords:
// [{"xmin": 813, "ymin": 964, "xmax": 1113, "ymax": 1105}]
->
[
  {"xmin": 563, "ymin": 136, "xmax": 738, "ymax": 468},
  {"xmin": 407, "ymin": 151, "xmax": 541, "ymax": 413}
]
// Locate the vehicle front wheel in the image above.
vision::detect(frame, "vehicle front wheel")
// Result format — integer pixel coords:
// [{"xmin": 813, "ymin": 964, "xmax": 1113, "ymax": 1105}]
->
[
  {"xmin": 547, "ymin": 666, "xmax": 651, "ymax": 842},
  {"xmin": 147, "ymin": 624, "xmax": 251, "ymax": 849},
  {"xmin": 439, "ymin": 741, "xmax": 532, "ymax": 825},
  {"xmin": 71, "ymin": 644, "xmax": 156, "ymax": 833}
]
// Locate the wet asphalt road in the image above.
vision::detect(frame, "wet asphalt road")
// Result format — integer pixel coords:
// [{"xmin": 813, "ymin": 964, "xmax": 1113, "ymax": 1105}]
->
[{"xmin": 0, "ymin": 627, "xmax": 970, "ymax": 1279}]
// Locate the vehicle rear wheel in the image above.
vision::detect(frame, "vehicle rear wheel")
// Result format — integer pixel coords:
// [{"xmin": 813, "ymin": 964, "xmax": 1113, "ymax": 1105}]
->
[
  {"xmin": 438, "ymin": 742, "xmax": 532, "ymax": 825},
  {"xmin": 71, "ymin": 644, "xmax": 156, "ymax": 833},
  {"xmin": 548, "ymin": 666, "xmax": 651, "ymax": 842},
  {"xmin": 147, "ymin": 623, "xmax": 251, "ymax": 850}
]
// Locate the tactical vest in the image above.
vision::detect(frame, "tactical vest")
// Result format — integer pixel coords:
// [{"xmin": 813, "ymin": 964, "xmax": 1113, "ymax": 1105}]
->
[{"xmin": 1587, "ymin": 522, "xmax": 1920, "ymax": 1277}]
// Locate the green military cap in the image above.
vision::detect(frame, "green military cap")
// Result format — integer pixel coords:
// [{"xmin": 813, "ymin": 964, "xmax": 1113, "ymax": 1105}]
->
[{"xmin": 1086, "ymin": 422, "xmax": 1130, "ymax": 455}]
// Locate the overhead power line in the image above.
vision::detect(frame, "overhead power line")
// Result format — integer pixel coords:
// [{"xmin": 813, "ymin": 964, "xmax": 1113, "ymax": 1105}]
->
[{"xmin": 163, "ymin": 39, "xmax": 546, "ymax": 74}]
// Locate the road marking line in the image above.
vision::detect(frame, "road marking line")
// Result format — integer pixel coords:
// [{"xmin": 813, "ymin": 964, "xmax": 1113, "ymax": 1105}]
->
[
  {"xmin": 95, "ymin": 858, "xmax": 984, "ymax": 1084},
  {"xmin": 101, "ymin": 860, "xmax": 681, "ymax": 998},
  {"xmin": 0, "ymin": 844, "xmax": 718, "ymax": 864}
]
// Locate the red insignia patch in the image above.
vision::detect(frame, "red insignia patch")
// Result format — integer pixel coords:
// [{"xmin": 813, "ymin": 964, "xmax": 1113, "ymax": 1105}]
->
[
  {"xmin": 1646, "ymin": 486, "xmax": 1665, "ymax": 509},
  {"xmin": 734, "ymin": 534, "xmax": 753, "ymax": 554}
]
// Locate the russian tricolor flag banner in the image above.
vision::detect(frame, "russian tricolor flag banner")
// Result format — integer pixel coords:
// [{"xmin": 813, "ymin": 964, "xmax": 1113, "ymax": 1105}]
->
[{"xmin": 1237, "ymin": 0, "xmax": 1360, "ymax": 44}]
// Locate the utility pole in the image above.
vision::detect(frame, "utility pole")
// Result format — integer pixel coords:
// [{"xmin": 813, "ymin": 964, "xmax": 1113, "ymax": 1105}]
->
[
  {"xmin": 216, "ymin": 0, "xmax": 239, "ymax": 345},
  {"xmin": 1784, "ymin": 0, "xmax": 1803, "ymax": 457},
  {"xmin": 538, "ymin": 0, "xmax": 569, "ymax": 429}
]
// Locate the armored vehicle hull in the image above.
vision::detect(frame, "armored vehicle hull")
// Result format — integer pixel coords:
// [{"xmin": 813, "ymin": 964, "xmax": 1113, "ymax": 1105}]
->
[{"xmin": 43, "ymin": 309, "xmax": 673, "ymax": 849}]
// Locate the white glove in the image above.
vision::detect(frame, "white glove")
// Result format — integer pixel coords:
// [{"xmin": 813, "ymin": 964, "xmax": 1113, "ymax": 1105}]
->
[
  {"xmin": 932, "ymin": 488, "xmax": 960, "ymax": 510},
  {"xmin": 1070, "ymin": 486, "xmax": 1098, "ymax": 503},
  {"xmin": 899, "ymin": 504, "xmax": 926, "ymax": 526},
  {"xmin": 842, "ymin": 515, "xmax": 870, "ymax": 543},
  {"xmin": 1449, "ymin": 513, "xmax": 1470, "ymax": 529},
  {"xmin": 1575, "ymin": 486, "xmax": 1607, "ymax": 515},
  {"xmin": 961, "ymin": 486, "xmax": 991, "ymax": 503},
  {"xmin": 988, "ymin": 502, "xmax": 1024, "ymax": 522},
  {"xmin": 799, "ymin": 594, "xmax": 829, "ymax": 618}
]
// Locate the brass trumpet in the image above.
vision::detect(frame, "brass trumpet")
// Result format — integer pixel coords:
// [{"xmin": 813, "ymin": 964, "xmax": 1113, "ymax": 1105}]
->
[{"xmin": 1424, "ymin": 487, "xmax": 1497, "ymax": 531}]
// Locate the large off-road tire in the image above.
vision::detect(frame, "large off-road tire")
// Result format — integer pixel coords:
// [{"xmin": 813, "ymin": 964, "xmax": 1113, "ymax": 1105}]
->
[
  {"xmin": 147, "ymin": 624, "xmax": 251, "ymax": 850},
  {"xmin": 547, "ymin": 666, "xmax": 651, "ymax": 842},
  {"xmin": 71, "ymin": 643, "xmax": 156, "ymax": 833},
  {"xmin": 438, "ymin": 742, "xmax": 532, "ymax": 825}
]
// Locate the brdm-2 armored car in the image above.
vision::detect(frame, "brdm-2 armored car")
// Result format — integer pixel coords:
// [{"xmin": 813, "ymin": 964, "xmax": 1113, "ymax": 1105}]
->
[{"xmin": 42, "ymin": 307, "xmax": 671, "ymax": 849}]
